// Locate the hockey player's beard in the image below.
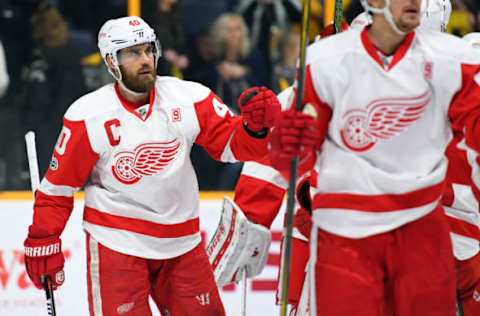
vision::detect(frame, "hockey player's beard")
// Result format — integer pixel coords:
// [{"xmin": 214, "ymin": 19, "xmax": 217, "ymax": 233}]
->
[{"xmin": 120, "ymin": 66, "xmax": 156, "ymax": 93}]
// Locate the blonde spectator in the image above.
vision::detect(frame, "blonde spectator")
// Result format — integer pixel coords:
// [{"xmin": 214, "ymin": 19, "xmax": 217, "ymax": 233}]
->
[
  {"xmin": 209, "ymin": 13, "xmax": 268, "ymax": 112},
  {"xmin": 206, "ymin": 13, "xmax": 269, "ymax": 190}
]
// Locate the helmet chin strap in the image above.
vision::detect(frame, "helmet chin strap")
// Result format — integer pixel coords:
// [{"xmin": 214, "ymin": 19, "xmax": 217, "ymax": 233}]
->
[{"xmin": 366, "ymin": 0, "xmax": 407, "ymax": 35}]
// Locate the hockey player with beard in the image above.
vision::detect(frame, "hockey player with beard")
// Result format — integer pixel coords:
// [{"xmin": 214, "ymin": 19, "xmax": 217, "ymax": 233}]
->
[
  {"xmin": 268, "ymin": 0, "xmax": 480, "ymax": 314},
  {"xmin": 22, "ymin": 16, "xmax": 282, "ymax": 315}
]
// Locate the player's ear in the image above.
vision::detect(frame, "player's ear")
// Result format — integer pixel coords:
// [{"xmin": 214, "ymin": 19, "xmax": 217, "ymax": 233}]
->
[
  {"xmin": 106, "ymin": 54, "xmax": 115, "ymax": 69},
  {"xmin": 106, "ymin": 55, "xmax": 121, "ymax": 78}
]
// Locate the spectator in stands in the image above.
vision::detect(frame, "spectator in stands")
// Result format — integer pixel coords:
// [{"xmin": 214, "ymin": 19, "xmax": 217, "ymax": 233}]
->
[
  {"xmin": 144, "ymin": 0, "xmax": 189, "ymax": 77},
  {"xmin": 271, "ymin": 30, "xmax": 299, "ymax": 93},
  {"xmin": 209, "ymin": 13, "xmax": 268, "ymax": 112},
  {"xmin": 235, "ymin": 0, "xmax": 302, "ymax": 81},
  {"xmin": 185, "ymin": 29, "xmax": 224, "ymax": 191},
  {"xmin": 183, "ymin": 26, "xmax": 216, "ymax": 87},
  {"xmin": 18, "ymin": 2, "xmax": 86, "ymax": 176},
  {"xmin": 463, "ymin": 0, "xmax": 479, "ymax": 31},
  {"xmin": 58, "ymin": 0, "xmax": 127, "ymax": 38},
  {"xmin": 178, "ymin": 0, "xmax": 235, "ymax": 41},
  {"xmin": 0, "ymin": 0, "xmax": 35, "ymax": 189},
  {"xmin": 204, "ymin": 13, "xmax": 269, "ymax": 189}
]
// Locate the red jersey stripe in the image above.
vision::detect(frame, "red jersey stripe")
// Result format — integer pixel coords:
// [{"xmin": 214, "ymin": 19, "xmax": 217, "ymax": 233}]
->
[
  {"xmin": 447, "ymin": 215, "xmax": 480, "ymax": 241},
  {"xmin": 83, "ymin": 206, "xmax": 199, "ymax": 238},
  {"xmin": 312, "ymin": 181, "xmax": 445, "ymax": 212}
]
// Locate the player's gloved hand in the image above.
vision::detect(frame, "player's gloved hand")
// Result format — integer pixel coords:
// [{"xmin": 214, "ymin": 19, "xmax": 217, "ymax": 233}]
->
[
  {"xmin": 238, "ymin": 86, "xmax": 281, "ymax": 133},
  {"xmin": 269, "ymin": 108, "xmax": 320, "ymax": 171},
  {"xmin": 294, "ymin": 207, "xmax": 313, "ymax": 240},
  {"xmin": 24, "ymin": 226, "xmax": 65, "ymax": 290}
]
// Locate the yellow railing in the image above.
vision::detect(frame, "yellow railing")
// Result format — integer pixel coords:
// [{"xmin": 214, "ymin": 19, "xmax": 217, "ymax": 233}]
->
[{"xmin": 0, "ymin": 191, "xmax": 234, "ymax": 200}]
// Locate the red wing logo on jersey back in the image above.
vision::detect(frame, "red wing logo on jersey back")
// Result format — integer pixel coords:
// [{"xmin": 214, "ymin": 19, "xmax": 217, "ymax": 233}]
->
[
  {"xmin": 340, "ymin": 90, "xmax": 431, "ymax": 152},
  {"xmin": 111, "ymin": 139, "xmax": 181, "ymax": 184}
]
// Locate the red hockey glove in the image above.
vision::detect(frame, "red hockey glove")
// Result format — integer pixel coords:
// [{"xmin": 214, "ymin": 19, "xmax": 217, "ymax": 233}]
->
[
  {"xmin": 24, "ymin": 226, "xmax": 65, "ymax": 290},
  {"xmin": 294, "ymin": 206, "xmax": 312, "ymax": 240},
  {"xmin": 269, "ymin": 109, "xmax": 321, "ymax": 171},
  {"xmin": 238, "ymin": 86, "xmax": 281, "ymax": 133}
]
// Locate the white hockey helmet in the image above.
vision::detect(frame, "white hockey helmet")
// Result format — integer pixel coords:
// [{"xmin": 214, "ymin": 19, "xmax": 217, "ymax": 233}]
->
[
  {"xmin": 98, "ymin": 16, "xmax": 161, "ymax": 80},
  {"xmin": 463, "ymin": 33, "xmax": 480, "ymax": 49},
  {"xmin": 360, "ymin": 0, "xmax": 406, "ymax": 35},
  {"xmin": 350, "ymin": 12, "xmax": 373, "ymax": 30},
  {"xmin": 420, "ymin": 0, "xmax": 451, "ymax": 32}
]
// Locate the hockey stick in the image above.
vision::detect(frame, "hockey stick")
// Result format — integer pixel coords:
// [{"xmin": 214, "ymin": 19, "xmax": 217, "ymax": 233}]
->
[
  {"xmin": 279, "ymin": 0, "xmax": 311, "ymax": 315},
  {"xmin": 25, "ymin": 131, "xmax": 57, "ymax": 316},
  {"xmin": 241, "ymin": 267, "xmax": 247, "ymax": 316},
  {"xmin": 25, "ymin": 131, "xmax": 40, "ymax": 194},
  {"xmin": 456, "ymin": 289, "xmax": 464, "ymax": 316},
  {"xmin": 333, "ymin": 0, "xmax": 343, "ymax": 34}
]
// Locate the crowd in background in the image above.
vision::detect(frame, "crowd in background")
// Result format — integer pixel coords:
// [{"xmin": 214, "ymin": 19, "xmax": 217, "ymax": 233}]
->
[{"xmin": 0, "ymin": 0, "xmax": 478, "ymax": 191}]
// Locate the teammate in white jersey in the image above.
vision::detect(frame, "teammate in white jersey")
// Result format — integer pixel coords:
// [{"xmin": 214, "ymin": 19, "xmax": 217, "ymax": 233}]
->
[
  {"xmin": 269, "ymin": 0, "xmax": 480, "ymax": 314},
  {"xmin": 22, "ymin": 16, "xmax": 281, "ymax": 315}
]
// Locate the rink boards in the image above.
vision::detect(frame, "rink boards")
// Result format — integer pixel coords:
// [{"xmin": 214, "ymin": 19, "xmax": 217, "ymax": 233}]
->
[{"xmin": 0, "ymin": 192, "xmax": 284, "ymax": 316}]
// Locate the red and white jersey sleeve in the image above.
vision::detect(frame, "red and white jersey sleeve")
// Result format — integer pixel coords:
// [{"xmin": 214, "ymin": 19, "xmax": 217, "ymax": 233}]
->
[
  {"xmin": 234, "ymin": 155, "xmax": 313, "ymax": 241},
  {"xmin": 31, "ymin": 77, "xmax": 269, "ymax": 260},
  {"xmin": 193, "ymin": 91, "xmax": 268, "ymax": 162},
  {"xmin": 299, "ymin": 28, "xmax": 480, "ymax": 238},
  {"xmin": 34, "ymin": 118, "xmax": 99, "ymax": 235},
  {"xmin": 235, "ymin": 155, "xmax": 288, "ymax": 229}
]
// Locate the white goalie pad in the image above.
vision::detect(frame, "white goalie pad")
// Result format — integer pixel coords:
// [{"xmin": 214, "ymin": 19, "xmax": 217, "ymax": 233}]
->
[{"xmin": 207, "ymin": 197, "xmax": 272, "ymax": 287}]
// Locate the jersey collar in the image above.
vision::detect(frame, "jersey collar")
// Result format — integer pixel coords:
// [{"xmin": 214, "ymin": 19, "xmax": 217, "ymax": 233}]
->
[
  {"xmin": 114, "ymin": 82, "xmax": 155, "ymax": 121},
  {"xmin": 360, "ymin": 27, "xmax": 415, "ymax": 72}
]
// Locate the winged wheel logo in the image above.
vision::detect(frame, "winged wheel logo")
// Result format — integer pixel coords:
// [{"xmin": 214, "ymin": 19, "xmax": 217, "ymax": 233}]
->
[
  {"xmin": 112, "ymin": 140, "xmax": 181, "ymax": 184},
  {"xmin": 340, "ymin": 90, "xmax": 431, "ymax": 152}
]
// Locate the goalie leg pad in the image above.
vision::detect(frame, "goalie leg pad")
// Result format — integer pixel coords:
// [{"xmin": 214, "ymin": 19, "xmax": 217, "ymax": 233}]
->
[{"xmin": 207, "ymin": 197, "xmax": 272, "ymax": 287}]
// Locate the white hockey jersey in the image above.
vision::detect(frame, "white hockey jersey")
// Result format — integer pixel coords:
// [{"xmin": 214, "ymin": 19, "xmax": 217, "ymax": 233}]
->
[
  {"xmin": 286, "ymin": 27, "xmax": 480, "ymax": 239},
  {"xmin": 32, "ymin": 76, "xmax": 269, "ymax": 259}
]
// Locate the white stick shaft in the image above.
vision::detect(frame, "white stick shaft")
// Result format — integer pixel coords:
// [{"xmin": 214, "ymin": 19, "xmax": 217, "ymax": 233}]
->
[
  {"xmin": 241, "ymin": 268, "xmax": 247, "ymax": 316},
  {"xmin": 25, "ymin": 131, "xmax": 40, "ymax": 194},
  {"xmin": 25, "ymin": 131, "xmax": 57, "ymax": 316}
]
